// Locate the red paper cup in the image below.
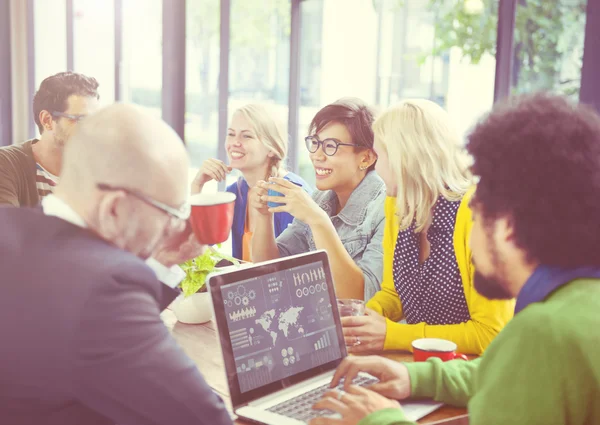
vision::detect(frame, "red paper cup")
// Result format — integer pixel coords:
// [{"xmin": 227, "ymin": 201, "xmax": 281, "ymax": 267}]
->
[
  {"xmin": 411, "ymin": 338, "xmax": 468, "ymax": 362},
  {"xmin": 189, "ymin": 192, "xmax": 236, "ymax": 245}
]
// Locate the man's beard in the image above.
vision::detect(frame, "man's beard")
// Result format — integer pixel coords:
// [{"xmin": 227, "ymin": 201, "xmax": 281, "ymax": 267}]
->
[
  {"xmin": 473, "ymin": 221, "xmax": 514, "ymax": 300},
  {"xmin": 54, "ymin": 125, "xmax": 68, "ymax": 149},
  {"xmin": 54, "ymin": 136, "xmax": 67, "ymax": 149},
  {"xmin": 474, "ymin": 271, "xmax": 513, "ymax": 300}
]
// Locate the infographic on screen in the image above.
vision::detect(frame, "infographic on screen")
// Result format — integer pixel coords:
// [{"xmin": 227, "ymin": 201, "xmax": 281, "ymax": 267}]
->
[{"xmin": 221, "ymin": 261, "xmax": 342, "ymax": 393}]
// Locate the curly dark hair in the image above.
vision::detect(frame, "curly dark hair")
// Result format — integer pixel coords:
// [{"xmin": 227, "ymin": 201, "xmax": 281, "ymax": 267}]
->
[
  {"xmin": 33, "ymin": 71, "xmax": 99, "ymax": 133},
  {"xmin": 467, "ymin": 93, "xmax": 600, "ymax": 267},
  {"xmin": 308, "ymin": 97, "xmax": 377, "ymax": 171}
]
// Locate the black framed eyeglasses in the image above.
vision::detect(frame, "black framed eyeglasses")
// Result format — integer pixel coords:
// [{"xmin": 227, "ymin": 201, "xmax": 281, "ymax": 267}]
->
[
  {"xmin": 305, "ymin": 136, "xmax": 359, "ymax": 156},
  {"xmin": 51, "ymin": 111, "xmax": 87, "ymax": 123},
  {"xmin": 97, "ymin": 183, "xmax": 191, "ymax": 221}
]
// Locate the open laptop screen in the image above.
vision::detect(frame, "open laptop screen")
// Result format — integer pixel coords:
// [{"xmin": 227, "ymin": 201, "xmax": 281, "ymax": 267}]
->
[{"xmin": 208, "ymin": 251, "xmax": 347, "ymax": 407}]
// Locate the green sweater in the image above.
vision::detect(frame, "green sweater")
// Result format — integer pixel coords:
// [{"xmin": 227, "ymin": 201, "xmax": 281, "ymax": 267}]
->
[{"xmin": 359, "ymin": 278, "xmax": 600, "ymax": 425}]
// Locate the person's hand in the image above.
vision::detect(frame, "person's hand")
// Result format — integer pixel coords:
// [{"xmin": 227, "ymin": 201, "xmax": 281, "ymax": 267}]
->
[
  {"xmin": 309, "ymin": 385, "xmax": 401, "ymax": 425},
  {"xmin": 328, "ymin": 356, "xmax": 412, "ymax": 401},
  {"xmin": 342, "ymin": 308, "xmax": 387, "ymax": 353},
  {"xmin": 259, "ymin": 177, "xmax": 326, "ymax": 226},
  {"xmin": 248, "ymin": 181, "xmax": 271, "ymax": 216},
  {"xmin": 191, "ymin": 159, "xmax": 232, "ymax": 193},
  {"xmin": 152, "ymin": 219, "xmax": 206, "ymax": 267}
]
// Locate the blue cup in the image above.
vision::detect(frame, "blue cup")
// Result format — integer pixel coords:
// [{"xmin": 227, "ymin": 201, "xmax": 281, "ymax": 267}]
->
[{"xmin": 267, "ymin": 181, "xmax": 302, "ymax": 208}]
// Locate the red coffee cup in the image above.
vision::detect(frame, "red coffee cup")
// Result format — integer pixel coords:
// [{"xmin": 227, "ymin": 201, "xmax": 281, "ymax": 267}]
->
[
  {"xmin": 411, "ymin": 338, "xmax": 468, "ymax": 362},
  {"xmin": 189, "ymin": 192, "xmax": 236, "ymax": 245}
]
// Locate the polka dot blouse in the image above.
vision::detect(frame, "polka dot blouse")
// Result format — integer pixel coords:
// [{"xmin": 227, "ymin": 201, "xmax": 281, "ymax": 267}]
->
[{"xmin": 393, "ymin": 196, "xmax": 471, "ymax": 325}]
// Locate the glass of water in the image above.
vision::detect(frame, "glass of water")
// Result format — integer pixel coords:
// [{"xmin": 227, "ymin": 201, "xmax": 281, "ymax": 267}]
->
[{"xmin": 337, "ymin": 299, "xmax": 366, "ymax": 317}]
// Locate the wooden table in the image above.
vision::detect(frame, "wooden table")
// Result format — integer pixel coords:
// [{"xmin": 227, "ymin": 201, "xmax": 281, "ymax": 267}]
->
[{"xmin": 161, "ymin": 310, "xmax": 468, "ymax": 424}]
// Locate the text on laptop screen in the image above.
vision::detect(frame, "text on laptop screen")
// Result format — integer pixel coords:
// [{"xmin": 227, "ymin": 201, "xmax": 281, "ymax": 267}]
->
[{"xmin": 220, "ymin": 260, "xmax": 342, "ymax": 394}]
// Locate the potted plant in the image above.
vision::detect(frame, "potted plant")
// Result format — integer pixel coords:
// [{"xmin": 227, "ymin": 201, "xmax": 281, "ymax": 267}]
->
[{"xmin": 172, "ymin": 246, "xmax": 240, "ymax": 324}]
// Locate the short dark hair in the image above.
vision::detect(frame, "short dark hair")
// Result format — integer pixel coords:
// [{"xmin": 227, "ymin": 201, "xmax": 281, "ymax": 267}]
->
[
  {"xmin": 309, "ymin": 97, "xmax": 377, "ymax": 171},
  {"xmin": 467, "ymin": 93, "xmax": 600, "ymax": 267},
  {"xmin": 33, "ymin": 71, "xmax": 100, "ymax": 133}
]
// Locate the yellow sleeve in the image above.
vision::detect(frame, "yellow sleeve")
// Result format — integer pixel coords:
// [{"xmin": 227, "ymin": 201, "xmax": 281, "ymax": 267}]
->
[
  {"xmin": 366, "ymin": 197, "xmax": 404, "ymax": 322},
  {"xmin": 382, "ymin": 190, "xmax": 515, "ymax": 355}
]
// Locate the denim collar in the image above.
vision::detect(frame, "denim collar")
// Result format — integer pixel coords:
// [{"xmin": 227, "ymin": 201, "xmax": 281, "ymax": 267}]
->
[
  {"xmin": 316, "ymin": 171, "xmax": 384, "ymax": 226},
  {"xmin": 515, "ymin": 265, "xmax": 600, "ymax": 314}
]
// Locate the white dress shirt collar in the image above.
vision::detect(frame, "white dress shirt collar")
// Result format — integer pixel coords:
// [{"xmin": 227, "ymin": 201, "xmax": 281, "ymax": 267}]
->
[{"xmin": 41, "ymin": 194, "xmax": 88, "ymax": 228}]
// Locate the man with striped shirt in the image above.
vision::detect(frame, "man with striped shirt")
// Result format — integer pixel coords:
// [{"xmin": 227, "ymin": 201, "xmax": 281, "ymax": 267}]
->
[
  {"xmin": 0, "ymin": 72, "xmax": 99, "ymax": 207},
  {"xmin": 35, "ymin": 163, "xmax": 59, "ymax": 199}
]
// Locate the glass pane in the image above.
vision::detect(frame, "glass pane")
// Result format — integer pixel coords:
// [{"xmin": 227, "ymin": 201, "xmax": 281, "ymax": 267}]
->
[
  {"xmin": 73, "ymin": 0, "xmax": 115, "ymax": 103},
  {"xmin": 380, "ymin": 0, "xmax": 497, "ymax": 138},
  {"xmin": 297, "ymin": 0, "xmax": 380, "ymax": 186},
  {"xmin": 122, "ymin": 0, "xmax": 162, "ymax": 116},
  {"xmin": 185, "ymin": 0, "xmax": 220, "ymax": 169},
  {"xmin": 34, "ymin": 0, "xmax": 67, "ymax": 89},
  {"xmin": 226, "ymin": 0, "xmax": 291, "ymax": 188},
  {"xmin": 298, "ymin": 0, "xmax": 498, "ymax": 184},
  {"xmin": 512, "ymin": 0, "xmax": 587, "ymax": 98}
]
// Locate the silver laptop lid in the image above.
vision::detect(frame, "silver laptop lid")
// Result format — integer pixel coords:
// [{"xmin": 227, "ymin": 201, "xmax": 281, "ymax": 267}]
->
[{"xmin": 207, "ymin": 250, "xmax": 347, "ymax": 409}]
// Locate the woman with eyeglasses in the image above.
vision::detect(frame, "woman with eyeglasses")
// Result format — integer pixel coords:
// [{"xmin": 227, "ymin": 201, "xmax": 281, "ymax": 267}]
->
[
  {"xmin": 191, "ymin": 104, "xmax": 311, "ymax": 262},
  {"xmin": 341, "ymin": 99, "xmax": 514, "ymax": 355},
  {"xmin": 250, "ymin": 98, "xmax": 386, "ymax": 300}
]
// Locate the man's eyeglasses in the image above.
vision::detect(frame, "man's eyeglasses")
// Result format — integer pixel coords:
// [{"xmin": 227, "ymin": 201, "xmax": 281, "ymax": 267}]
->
[
  {"xmin": 51, "ymin": 111, "xmax": 87, "ymax": 123},
  {"xmin": 96, "ymin": 183, "xmax": 191, "ymax": 221},
  {"xmin": 305, "ymin": 136, "xmax": 359, "ymax": 156}
]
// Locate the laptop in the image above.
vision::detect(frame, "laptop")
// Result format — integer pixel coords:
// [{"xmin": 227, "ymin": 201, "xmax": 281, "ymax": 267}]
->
[{"xmin": 207, "ymin": 250, "xmax": 442, "ymax": 424}]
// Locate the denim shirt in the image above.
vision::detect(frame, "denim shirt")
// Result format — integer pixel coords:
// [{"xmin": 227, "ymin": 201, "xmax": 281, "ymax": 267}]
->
[{"xmin": 276, "ymin": 171, "xmax": 386, "ymax": 300}]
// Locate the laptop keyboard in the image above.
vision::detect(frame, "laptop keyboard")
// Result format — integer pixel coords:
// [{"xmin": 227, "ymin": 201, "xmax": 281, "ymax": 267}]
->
[{"xmin": 266, "ymin": 375, "xmax": 378, "ymax": 423}]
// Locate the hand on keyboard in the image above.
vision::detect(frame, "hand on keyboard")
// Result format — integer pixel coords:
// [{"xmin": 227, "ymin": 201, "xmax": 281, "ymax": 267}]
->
[
  {"xmin": 267, "ymin": 375, "xmax": 378, "ymax": 423},
  {"xmin": 329, "ymin": 355, "xmax": 412, "ymax": 401},
  {"xmin": 309, "ymin": 385, "xmax": 401, "ymax": 425}
]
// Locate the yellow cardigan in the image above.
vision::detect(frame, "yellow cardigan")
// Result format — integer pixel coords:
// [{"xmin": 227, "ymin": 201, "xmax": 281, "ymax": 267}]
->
[{"xmin": 366, "ymin": 194, "xmax": 515, "ymax": 355}]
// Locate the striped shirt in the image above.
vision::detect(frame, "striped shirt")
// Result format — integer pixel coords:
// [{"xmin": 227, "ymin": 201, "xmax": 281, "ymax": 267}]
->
[{"xmin": 36, "ymin": 163, "xmax": 59, "ymax": 200}]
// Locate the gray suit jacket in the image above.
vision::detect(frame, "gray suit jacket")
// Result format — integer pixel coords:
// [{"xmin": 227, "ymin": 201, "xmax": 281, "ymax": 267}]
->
[{"xmin": 0, "ymin": 206, "xmax": 233, "ymax": 425}]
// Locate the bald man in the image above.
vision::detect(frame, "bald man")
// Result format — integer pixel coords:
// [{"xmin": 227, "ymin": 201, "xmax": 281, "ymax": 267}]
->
[{"xmin": 0, "ymin": 104, "xmax": 233, "ymax": 425}]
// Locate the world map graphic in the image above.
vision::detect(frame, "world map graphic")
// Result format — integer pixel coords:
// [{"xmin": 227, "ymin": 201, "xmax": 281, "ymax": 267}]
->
[{"xmin": 255, "ymin": 306, "xmax": 305, "ymax": 346}]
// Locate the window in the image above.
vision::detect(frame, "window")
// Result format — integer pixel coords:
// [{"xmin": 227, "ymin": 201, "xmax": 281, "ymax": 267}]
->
[
  {"xmin": 73, "ymin": 0, "xmax": 115, "ymax": 103},
  {"xmin": 229, "ymin": 0, "xmax": 290, "ymax": 110},
  {"xmin": 297, "ymin": 0, "xmax": 497, "ymax": 184},
  {"xmin": 298, "ymin": 0, "xmax": 378, "ymax": 186},
  {"xmin": 512, "ymin": 0, "xmax": 587, "ymax": 98},
  {"xmin": 121, "ymin": 0, "xmax": 162, "ymax": 116},
  {"xmin": 379, "ymin": 0, "xmax": 497, "ymax": 140},
  {"xmin": 185, "ymin": 0, "xmax": 220, "ymax": 169},
  {"xmin": 225, "ymin": 0, "xmax": 291, "ymax": 188},
  {"xmin": 34, "ymin": 0, "xmax": 67, "ymax": 91}
]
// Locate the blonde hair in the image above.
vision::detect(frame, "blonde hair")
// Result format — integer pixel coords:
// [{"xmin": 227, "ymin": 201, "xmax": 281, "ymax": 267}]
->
[
  {"xmin": 235, "ymin": 104, "xmax": 288, "ymax": 180},
  {"xmin": 373, "ymin": 99, "xmax": 472, "ymax": 232}
]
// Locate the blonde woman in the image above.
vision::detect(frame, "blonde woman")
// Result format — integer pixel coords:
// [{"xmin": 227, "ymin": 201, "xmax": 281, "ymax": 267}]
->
[
  {"xmin": 342, "ymin": 99, "xmax": 514, "ymax": 355},
  {"xmin": 191, "ymin": 104, "xmax": 311, "ymax": 261}
]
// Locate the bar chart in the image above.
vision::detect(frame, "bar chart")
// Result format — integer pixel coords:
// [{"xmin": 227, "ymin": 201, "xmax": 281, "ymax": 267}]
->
[{"xmin": 314, "ymin": 331, "xmax": 331, "ymax": 351}]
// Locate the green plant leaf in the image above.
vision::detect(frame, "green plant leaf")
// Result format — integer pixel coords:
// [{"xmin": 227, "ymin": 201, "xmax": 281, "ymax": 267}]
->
[
  {"xmin": 179, "ymin": 247, "xmax": 240, "ymax": 297},
  {"xmin": 180, "ymin": 271, "xmax": 208, "ymax": 297},
  {"xmin": 195, "ymin": 252, "xmax": 218, "ymax": 272}
]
